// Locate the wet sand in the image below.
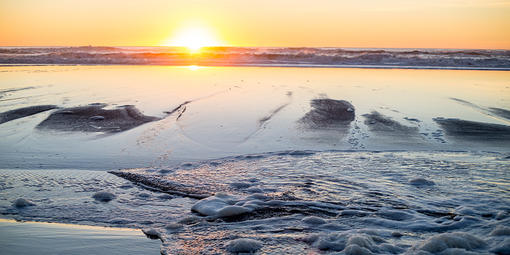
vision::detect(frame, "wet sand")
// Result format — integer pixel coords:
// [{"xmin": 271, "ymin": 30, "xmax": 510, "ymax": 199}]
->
[{"xmin": 0, "ymin": 66, "xmax": 509, "ymax": 169}]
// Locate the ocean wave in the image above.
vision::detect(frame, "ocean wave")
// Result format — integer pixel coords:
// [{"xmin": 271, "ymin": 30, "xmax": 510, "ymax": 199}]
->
[{"xmin": 1, "ymin": 46, "xmax": 509, "ymax": 70}]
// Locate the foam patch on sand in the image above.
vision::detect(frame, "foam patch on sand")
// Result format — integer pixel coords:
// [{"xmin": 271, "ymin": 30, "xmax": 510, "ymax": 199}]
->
[
  {"xmin": 191, "ymin": 193, "xmax": 251, "ymax": 218},
  {"xmin": 306, "ymin": 230, "xmax": 404, "ymax": 254},
  {"xmin": 408, "ymin": 232, "xmax": 487, "ymax": 254}
]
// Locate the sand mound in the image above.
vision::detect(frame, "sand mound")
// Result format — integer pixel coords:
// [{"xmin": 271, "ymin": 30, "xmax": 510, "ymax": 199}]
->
[{"xmin": 0, "ymin": 105, "xmax": 57, "ymax": 125}]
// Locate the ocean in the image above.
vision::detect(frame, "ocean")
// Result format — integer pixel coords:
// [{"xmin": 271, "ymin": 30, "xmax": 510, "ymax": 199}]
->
[{"xmin": 1, "ymin": 46, "xmax": 510, "ymax": 70}]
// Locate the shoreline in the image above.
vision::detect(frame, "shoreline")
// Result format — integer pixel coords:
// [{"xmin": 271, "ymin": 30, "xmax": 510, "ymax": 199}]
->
[
  {"xmin": 1, "ymin": 63, "xmax": 510, "ymax": 71},
  {"xmin": 0, "ymin": 149, "xmax": 508, "ymax": 171}
]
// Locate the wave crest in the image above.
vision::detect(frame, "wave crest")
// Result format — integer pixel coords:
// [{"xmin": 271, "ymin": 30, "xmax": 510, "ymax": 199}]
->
[{"xmin": 1, "ymin": 46, "xmax": 509, "ymax": 70}]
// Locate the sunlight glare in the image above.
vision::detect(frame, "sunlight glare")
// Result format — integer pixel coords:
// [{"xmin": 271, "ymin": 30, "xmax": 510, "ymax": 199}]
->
[
  {"xmin": 164, "ymin": 25, "xmax": 221, "ymax": 53},
  {"xmin": 187, "ymin": 65, "xmax": 203, "ymax": 71}
]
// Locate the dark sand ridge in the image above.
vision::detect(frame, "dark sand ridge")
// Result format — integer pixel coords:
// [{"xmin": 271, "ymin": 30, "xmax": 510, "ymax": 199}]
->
[
  {"xmin": 363, "ymin": 111, "xmax": 419, "ymax": 134},
  {"xmin": 258, "ymin": 92, "xmax": 293, "ymax": 128},
  {"xmin": 487, "ymin": 107, "xmax": 510, "ymax": 121},
  {"xmin": 0, "ymin": 89, "xmax": 228, "ymax": 135},
  {"xmin": 0, "ymin": 105, "xmax": 58, "ymax": 124},
  {"xmin": 450, "ymin": 97, "xmax": 510, "ymax": 122},
  {"xmin": 163, "ymin": 88, "xmax": 233, "ymax": 121},
  {"xmin": 0, "ymin": 86, "xmax": 36, "ymax": 99},
  {"xmin": 36, "ymin": 103, "xmax": 159, "ymax": 133},
  {"xmin": 241, "ymin": 91, "xmax": 294, "ymax": 143},
  {"xmin": 434, "ymin": 118, "xmax": 510, "ymax": 141},
  {"xmin": 299, "ymin": 99, "xmax": 355, "ymax": 129},
  {"xmin": 438, "ymin": 98, "xmax": 510, "ymax": 141},
  {"xmin": 3, "ymin": 98, "xmax": 510, "ymax": 143}
]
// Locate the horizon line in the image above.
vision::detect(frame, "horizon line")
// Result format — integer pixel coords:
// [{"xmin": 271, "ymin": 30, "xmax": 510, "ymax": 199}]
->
[{"xmin": 1, "ymin": 45, "xmax": 509, "ymax": 51}]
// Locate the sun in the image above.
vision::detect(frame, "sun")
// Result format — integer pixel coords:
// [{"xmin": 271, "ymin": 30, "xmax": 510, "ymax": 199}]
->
[{"xmin": 163, "ymin": 25, "xmax": 222, "ymax": 53}]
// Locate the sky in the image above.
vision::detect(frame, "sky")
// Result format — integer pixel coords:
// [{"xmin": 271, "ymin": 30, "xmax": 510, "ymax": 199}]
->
[{"xmin": 1, "ymin": 0, "xmax": 509, "ymax": 49}]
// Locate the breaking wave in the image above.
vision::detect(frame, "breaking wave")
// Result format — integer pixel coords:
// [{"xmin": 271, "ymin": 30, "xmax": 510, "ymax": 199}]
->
[{"xmin": 1, "ymin": 46, "xmax": 509, "ymax": 70}]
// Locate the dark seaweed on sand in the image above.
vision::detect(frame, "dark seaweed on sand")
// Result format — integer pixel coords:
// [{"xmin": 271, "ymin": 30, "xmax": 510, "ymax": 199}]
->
[
  {"xmin": 36, "ymin": 103, "xmax": 159, "ymax": 133},
  {"xmin": 434, "ymin": 118, "xmax": 510, "ymax": 141},
  {"xmin": 300, "ymin": 99, "xmax": 355, "ymax": 128},
  {"xmin": 363, "ymin": 111, "xmax": 418, "ymax": 133}
]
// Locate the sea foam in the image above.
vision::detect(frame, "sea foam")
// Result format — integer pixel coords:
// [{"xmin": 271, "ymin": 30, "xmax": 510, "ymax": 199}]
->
[{"xmin": 1, "ymin": 46, "xmax": 509, "ymax": 70}]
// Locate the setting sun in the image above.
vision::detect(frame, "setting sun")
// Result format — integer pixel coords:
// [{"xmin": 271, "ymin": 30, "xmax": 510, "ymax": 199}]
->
[{"xmin": 163, "ymin": 25, "xmax": 222, "ymax": 52}]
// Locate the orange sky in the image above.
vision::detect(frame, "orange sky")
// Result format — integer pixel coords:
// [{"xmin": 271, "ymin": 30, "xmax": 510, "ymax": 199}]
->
[{"xmin": 1, "ymin": 0, "xmax": 509, "ymax": 49}]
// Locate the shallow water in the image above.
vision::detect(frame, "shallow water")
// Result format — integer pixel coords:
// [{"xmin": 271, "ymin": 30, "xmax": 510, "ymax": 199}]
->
[
  {"xmin": 0, "ymin": 219, "xmax": 161, "ymax": 255},
  {"xmin": 1, "ymin": 151, "xmax": 509, "ymax": 254},
  {"xmin": 0, "ymin": 65, "xmax": 509, "ymax": 254}
]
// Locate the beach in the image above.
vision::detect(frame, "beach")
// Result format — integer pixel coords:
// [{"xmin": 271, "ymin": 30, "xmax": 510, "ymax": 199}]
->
[
  {"xmin": 1, "ymin": 65, "xmax": 509, "ymax": 167},
  {"xmin": 1, "ymin": 64, "xmax": 509, "ymax": 254}
]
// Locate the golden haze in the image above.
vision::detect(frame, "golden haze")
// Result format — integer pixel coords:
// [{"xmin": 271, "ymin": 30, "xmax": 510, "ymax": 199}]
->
[{"xmin": 0, "ymin": 0, "xmax": 509, "ymax": 49}]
